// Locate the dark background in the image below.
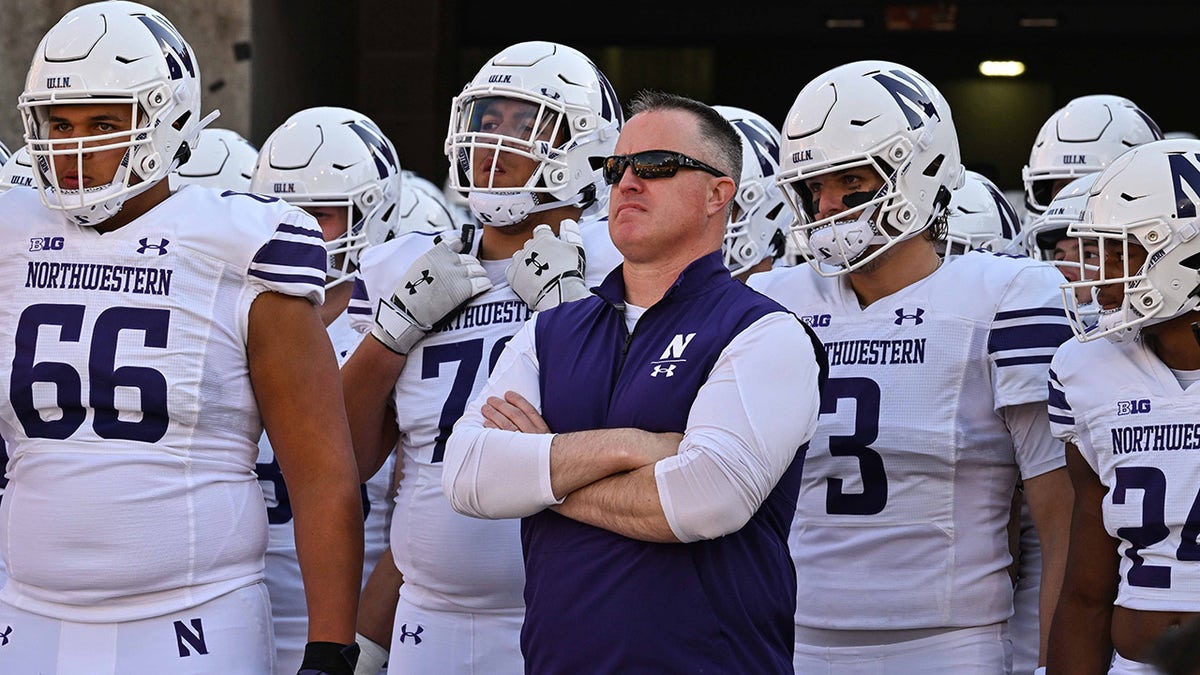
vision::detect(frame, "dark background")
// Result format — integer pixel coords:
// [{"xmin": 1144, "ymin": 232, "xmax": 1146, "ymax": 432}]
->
[{"xmin": 250, "ymin": 1, "xmax": 1200, "ymax": 193}]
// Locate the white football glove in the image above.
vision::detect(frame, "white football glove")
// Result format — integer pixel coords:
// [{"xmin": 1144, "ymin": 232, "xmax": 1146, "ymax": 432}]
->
[
  {"xmin": 506, "ymin": 220, "xmax": 590, "ymax": 312},
  {"xmin": 372, "ymin": 226, "xmax": 492, "ymax": 354}
]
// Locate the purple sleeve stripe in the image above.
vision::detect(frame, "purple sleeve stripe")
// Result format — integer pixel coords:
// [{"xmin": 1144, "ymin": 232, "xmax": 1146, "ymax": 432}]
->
[
  {"xmin": 995, "ymin": 355, "xmax": 1054, "ymax": 367},
  {"xmin": 249, "ymin": 269, "xmax": 326, "ymax": 287},
  {"xmin": 251, "ymin": 240, "xmax": 327, "ymax": 271},
  {"xmin": 347, "ymin": 305, "xmax": 373, "ymax": 315},
  {"xmin": 1049, "ymin": 413, "xmax": 1075, "ymax": 426},
  {"xmin": 1047, "ymin": 383, "xmax": 1070, "ymax": 410},
  {"xmin": 351, "ymin": 278, "xmax": 370, "ymax": 301},
  {"xmin": 988, "ymin": 324, "xmax": 1073, "ymax": 353},
  {"xmin": 994, "ymin": 307, "xmax": 1069, "ymax": 321},
  {"xmin": 276, "ymin": 222, "xmax": 324, "ymax": 239}
]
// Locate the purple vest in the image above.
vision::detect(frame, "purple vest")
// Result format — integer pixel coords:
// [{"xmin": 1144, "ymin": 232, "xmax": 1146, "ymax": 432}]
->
[{"xmin": 523, "ymin": 252, "xmax": 815, "ymax": 674}]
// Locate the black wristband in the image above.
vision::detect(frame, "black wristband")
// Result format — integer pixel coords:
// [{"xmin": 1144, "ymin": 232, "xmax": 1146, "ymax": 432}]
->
[{"xmin": 297, "ymin": 641, "xmax": 359, "ymax": 675}]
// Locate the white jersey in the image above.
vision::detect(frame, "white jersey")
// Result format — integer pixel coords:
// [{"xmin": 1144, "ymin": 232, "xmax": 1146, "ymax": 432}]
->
[
  {"xmin": 0, "ymin": 186, "xmax": 326, "ymax": 622},
  {"xmin": 749, "ymin": 250, "xmax": 1069, "ymax": 630},
  {"xmin": 257, "ymin": 309, "xmax": 392, "ymax": 673},
  {"xmin": 0, "ymin": 435, "xmax": 7, "ymax": 587},
  {"xmin": 1049, "ymin": 336, "xmax": 1200, "ymax": 611},
  {"xmin": 356, "ymin": 218, "xmax": 620, "ymax": 613}
]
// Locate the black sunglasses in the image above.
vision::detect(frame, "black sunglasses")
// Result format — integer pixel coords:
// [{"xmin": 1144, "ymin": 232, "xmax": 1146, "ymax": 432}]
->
[{"xmin": 601, "ymin": 150, "xmax": 727, "ymax": 185}]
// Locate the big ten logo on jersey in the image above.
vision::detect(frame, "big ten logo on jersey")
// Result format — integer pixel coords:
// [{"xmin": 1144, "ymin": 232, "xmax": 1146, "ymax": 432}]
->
[
  {"xmin": 801, "ymin": 313, "xmax": 831, "ymax": 327},
  {"xmin": 29, "ymin": 236, "xmax": 64, "ymax": 252},
  {"xmin": 1117, "ymin": 399, "xmax": 1152, "ymax": 416}
]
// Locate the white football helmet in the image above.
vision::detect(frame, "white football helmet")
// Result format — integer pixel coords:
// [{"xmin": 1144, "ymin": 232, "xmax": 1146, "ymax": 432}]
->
[
  {"xmin": 169, "ymin": 128, "xmax": 257, "ymax": 192},
  {"xmin": 1060, "ymin": 139, "xmax": 1200, "ymax": 343},
  {"xmin": 0, "ymin": 146, "xmax": 36, "ymax": 193},
  {"xmin": 713, "ymin": 105, "xmax": 790, "ymax": 276},
  {"xmin": 1022, "ymin": 95, "xmax": 1162, "ymax": 216},
  {"xmin": 778, "ymin": 60, "xmax": 964, "ymax": 275},
  {"xmin": 385, "ymin": 174, "xmax": 456, "ymax": 240},
  {"xmin": 1020, "ymin": 173, "xmax": 1099, "ymax": 263},
  {"xmin": 944, "ymin": 171, "xmax": 1021, "ymax": 257},
  {"xmin": 446, "ymin": 41, "xmax": 623, "ymax": 226},
  {"xmin": 19, "ymin": 1, "xmax": 214, "ymax": 226},
  {"xmin": 252, "ymin": 107, "xmax": 403, "ymax": 289}
]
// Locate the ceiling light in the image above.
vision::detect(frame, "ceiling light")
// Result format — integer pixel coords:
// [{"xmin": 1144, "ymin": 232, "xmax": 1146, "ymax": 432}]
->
[{"xmin": 979, "ymin": 60, "xmax": 1026, "ymax": 77}]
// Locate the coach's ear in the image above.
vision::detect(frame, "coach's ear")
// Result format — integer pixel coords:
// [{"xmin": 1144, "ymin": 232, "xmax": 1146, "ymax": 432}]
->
[{"xmin": 706, "ymin": 174, "xmax": 737, "ymax": 219}]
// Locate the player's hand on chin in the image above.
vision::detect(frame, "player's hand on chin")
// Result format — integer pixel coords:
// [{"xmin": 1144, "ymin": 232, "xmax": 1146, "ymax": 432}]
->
[{"xmin": 482, "ymin": 390, "xmax": 550, "ymax": 433}]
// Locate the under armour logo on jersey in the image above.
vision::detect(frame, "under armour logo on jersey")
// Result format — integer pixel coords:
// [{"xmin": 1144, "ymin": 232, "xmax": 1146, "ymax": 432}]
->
[
  {"xmin": 398, "ymin": 624, "xmax": 423, "ymax": 645},
  {"xmin": 651, "ymin": 364, "xmax": 677, "ymax": 377},
  {"xmin": 894, "ymin": 307, "xmax": 925, "ymax": 325},
  {"xmin": 138, "ymin": 238, "xmax": 170, "ymax": 255},
  {"xmin": 0, "ymin": 625, "xmax": 10, "ymax": 646},
  {"xmin": 174, "ymin": 618, "xmax": 209, "ymax": 657},
  {"xmin": 405, "ymin": 270, "xmax": 434, "ymax": 294},
  {"xmin": 524, "ymin": 251, "xmax": 551, "ymax": 276}
]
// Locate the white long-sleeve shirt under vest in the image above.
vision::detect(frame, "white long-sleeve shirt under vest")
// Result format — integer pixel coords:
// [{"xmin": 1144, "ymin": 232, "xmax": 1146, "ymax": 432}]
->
[{"xmin": 352, "ymin": 218, "xmax": 621, "ymax": 612}]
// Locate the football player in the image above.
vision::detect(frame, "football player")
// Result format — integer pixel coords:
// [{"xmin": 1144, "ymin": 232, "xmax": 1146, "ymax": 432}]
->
[
  {"xmin": 1048, "ymin": 138, "xmax": 1200, "ymax": 674},
  {"xmin": 0, "ymin": 3, "xmax": 363, "ymax": 674},
  {"xmin": 712, "ymin": 105, "xmax": 790, "ymax": 281},
  {"xmin": 169, "ymin": 127, "xmax": 258, "ymax": 193},
  {"xmin": 252, "ymin": 106, "xmax": 406, "ymax": 674},
  {"xmin": 340, "ymin": 41, "xmax": 623, "ymax": 675},
  {"xmin": 1013, "ymin": 94, "xmax": 1162, "ymax": 674},
  {"xmin": 0, "ymin": 146, "xmax": 35, "ymax": 193},
  {"xmin": 943, "ymin": 170, "xmax": 1022, "ymax": 258},
  {"xmin": 749, "ymin": 60, "xmax": 1074, "ymax": 672}
]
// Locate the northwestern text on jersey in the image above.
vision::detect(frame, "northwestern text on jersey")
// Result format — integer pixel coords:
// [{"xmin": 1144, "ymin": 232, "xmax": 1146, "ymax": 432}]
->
[{"xmin": 26, "ymin": 261, "xmax": 174, "ymax": 296}]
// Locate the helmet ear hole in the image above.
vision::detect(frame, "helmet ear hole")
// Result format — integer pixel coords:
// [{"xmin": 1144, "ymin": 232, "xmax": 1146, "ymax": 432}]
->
[{"xmin": 922, "ymin": 154, "xmax": 945, "ymax": 178}]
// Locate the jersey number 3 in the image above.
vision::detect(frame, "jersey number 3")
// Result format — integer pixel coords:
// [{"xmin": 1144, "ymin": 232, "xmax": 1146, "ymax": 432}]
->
[{"xmin": 821, "ymin": 376, "xmax": 888, "ymax": 515}]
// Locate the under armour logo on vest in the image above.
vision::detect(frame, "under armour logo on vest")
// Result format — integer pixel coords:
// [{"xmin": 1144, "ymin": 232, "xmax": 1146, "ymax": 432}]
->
[
  {"xmin": 137, "ymin": 238, "xmax": 170, "ymax": 255},
  {"xmin": 524, "ymin": 251, "xmax": 550, "ymax": 276},
  {"xmin": 894, "ymin": 307, "xmax": 925, "ymax": 325},
  {"xmin": 651, "ymin": 364, "xmax": 676, "ymax": 377},
  {"xmin": 0, "ymin": 625, "xmax": 10, "ymax": 646},
  {"xmin": 398, "ymin": 624, "xmax": 423, "ymax": 645},
  {"xmin": 405, "ymin": 270, "xmax": 434, "ymax": 294}
]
